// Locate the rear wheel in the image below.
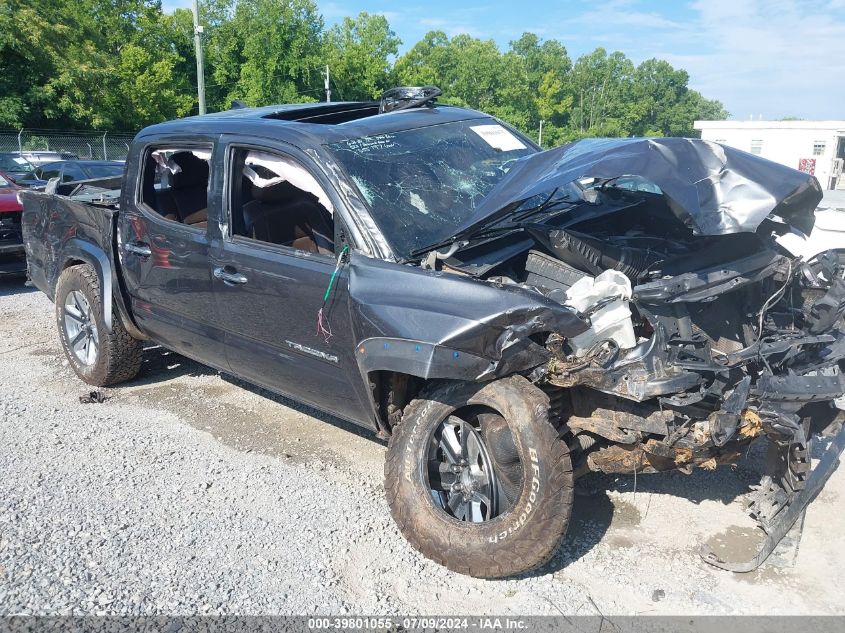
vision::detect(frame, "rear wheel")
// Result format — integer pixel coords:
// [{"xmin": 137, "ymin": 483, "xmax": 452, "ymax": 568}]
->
[
  {"xmin": 385, "ymin": 376, "xmax": 573, "ymax": 578},
  {"xmin": 55, "ymin": 264, "xmax": 143, "ymax": 386}
]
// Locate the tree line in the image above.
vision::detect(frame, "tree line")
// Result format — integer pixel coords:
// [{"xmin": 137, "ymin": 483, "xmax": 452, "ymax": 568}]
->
[{"xmin": 0, "ymin": 0, "xmax": 728, "ymax": 145}]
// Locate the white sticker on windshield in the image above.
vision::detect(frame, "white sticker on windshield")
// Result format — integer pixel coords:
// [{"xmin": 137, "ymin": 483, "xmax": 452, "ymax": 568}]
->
[{"xmin": 470, "ymin": 124, "xmax": 526, "ymax": 151}]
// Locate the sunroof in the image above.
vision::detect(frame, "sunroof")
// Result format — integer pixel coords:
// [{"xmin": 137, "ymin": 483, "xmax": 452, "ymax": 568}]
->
[{"xmin": 263, "ymin": 102, "xmax": 380, "ymax": 125}]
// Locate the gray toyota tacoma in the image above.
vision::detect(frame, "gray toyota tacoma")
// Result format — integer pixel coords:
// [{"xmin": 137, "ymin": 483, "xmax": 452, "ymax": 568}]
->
[{"xmin": 20, "ymin": 87, "xmax": 845, "ymax": 578}]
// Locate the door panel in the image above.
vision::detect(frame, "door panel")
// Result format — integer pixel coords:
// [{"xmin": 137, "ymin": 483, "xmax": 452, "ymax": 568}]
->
[
  {"xmin": 212, "ymin": 239, "xmax": 370, "ymax": 424},
  {"xmin": 118, "ymin": 211, "xmax": 228, "ymax": 369},
  {"xmin": 117, "ymin": 141, "xmax": 228, "ymax": 370}
]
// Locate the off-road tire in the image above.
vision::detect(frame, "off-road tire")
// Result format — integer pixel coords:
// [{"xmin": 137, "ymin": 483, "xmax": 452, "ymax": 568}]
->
[
  {"xmin": 385, "ymin": 375, "xmax": 574, "ymax": 578},
  {"xmin": 55, "ymin": 264, "xmax": 143, "ymax": 386}
]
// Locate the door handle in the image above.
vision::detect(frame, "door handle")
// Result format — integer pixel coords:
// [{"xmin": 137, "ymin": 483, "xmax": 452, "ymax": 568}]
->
[
  {"xmin": 213, "ymin": 266, "xmax": 248, "ymax": 285},
  {"xmin": 125, "ymin": 241, "xmax": 151, "ymax": 257}
]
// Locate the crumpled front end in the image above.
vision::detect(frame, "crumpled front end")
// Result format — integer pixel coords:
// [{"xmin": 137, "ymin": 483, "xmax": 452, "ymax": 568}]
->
[
  {"xmin": 406, "ymin": 138, "xmax": 844, "ymax": 571},
  {"xmin": 515, "ymin": 182, "xmax": 845, "ymax": 572},
  {"xmin": 542, "ymin": 240, "xmax": 845, "ymax": 455},
  {"xmin": 529, "ymin": 217, "xmax": 845, "ymax": 571}
]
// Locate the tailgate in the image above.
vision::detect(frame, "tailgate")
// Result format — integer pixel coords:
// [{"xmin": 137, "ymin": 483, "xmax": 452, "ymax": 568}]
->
[{"xmin": 19, "ymin": 190, "xmax": 117, "ymax": 298}]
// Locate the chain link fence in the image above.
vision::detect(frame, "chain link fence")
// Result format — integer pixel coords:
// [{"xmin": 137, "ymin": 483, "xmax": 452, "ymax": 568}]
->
[{"xmin": 0, "ymin": 129, "xmax": 136, "ymax": 162}]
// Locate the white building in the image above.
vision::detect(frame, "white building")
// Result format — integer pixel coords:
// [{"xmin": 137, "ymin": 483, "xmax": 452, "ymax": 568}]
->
[{"xmin": 693, "ymin": 120, "xmax": 845, "ymax": 190}]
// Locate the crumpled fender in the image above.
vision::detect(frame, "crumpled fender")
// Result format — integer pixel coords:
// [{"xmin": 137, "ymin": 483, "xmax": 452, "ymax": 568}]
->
[{"xmin": 348, "ymin": 253, "xmax": 588, "ymax": 381}]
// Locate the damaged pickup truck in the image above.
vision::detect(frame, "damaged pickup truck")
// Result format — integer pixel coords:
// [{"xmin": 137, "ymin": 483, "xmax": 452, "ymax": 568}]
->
[{"xmin": 20, "ymin": 87, "xmax": 845, "ymax": 578}]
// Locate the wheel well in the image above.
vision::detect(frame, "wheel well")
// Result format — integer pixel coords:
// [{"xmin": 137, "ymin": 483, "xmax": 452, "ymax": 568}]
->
[
  {"xmin": 369, "ymin": 371, "xmax": 426, "ymax": 434},
  {"xmin": 51, "ymin": 258, "xmax": 87, "ymax": 298},
  {"xmin": 63, "ymin": 257, "xmax": 87, "ymax": 270}
]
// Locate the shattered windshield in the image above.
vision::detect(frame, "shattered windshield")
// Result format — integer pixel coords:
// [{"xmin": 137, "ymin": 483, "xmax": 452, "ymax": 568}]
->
[{"xmin": 327, "ymin": 119, "xmax": 535, "ymax": 258}]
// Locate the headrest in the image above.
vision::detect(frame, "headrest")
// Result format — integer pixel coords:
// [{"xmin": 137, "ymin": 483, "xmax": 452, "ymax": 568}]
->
[
  {"xmin": 171, "ymin": 152, "xmax": 209, "ymax": 189},
  {"xmin": 251, "ymin": 181, "xmax": 289, "ymax": 203}
]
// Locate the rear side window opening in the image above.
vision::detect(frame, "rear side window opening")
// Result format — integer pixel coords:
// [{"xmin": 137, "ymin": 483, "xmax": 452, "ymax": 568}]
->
[
  {"xmin": 227, "ymin": 147, "xmax": 335, "ymax": 256},
  {"xmin": 139, "ymin": 146, "xmax": 212, "ymax": 229}
]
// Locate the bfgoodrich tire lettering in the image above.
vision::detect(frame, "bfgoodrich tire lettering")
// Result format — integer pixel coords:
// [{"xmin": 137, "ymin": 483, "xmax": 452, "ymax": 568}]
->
[
  {"xmin": 385, "ymin": 376, "xmax": 574, "ymax": 578},
  {"xmin": 55, "ymin": 264, "xmax": 143, "ymax": 386}
]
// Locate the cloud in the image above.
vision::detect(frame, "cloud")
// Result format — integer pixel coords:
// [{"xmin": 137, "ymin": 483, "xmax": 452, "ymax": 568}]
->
[
  {"xmin": 665, "ymin": 0, "xmax": 845, "ymax": 118},
  {"xmin": 419, "ymin": 18, "xmax": 483, "ymax": 38},
  {"xmin": 161, "ymin": 0, "xmax": 192, "ymax": 12},
  {"xmin": 540, "ymin": 0, "xmax": 845, "ymax": 119},
  {"xmin": 564, "ymin": 0, "xmax": 686, "ymax": 31}
]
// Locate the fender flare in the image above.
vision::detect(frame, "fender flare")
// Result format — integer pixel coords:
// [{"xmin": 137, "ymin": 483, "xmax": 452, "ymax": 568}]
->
[
  {"xmin": 355, "ymin": 335, "xmax": 553, "ymax": 383},
  {"xmin": 355, "ymin": 338, "xmax": 494, "ymax": 383},
  {"xmin": 62, "ymin": 239, "xmax": 113, "ymax": 332}
]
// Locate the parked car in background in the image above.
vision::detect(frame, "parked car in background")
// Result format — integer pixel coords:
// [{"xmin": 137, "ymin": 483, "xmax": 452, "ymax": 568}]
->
[
  {"xmin": 20, "ymin": 150, "xmax": 78, "ymax": 166},
  {"xmin": 0, "ymin": 171, "xmax": 26, "ymax": 276},
  {"xmin": 0, "ymin": 153, "xmax": 45, "ymax": 187},
  {"xmin": 777, "ymin": 190, "xmax": 845, "ymax": 261},
  {"xmin": 34, "ymin": 160, "xmax": 124, "ymax": 185}
]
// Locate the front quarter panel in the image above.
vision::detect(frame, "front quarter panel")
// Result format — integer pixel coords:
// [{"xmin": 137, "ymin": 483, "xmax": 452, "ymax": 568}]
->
[{"xmin": 347, "ymin": 253, "xmax": 588, "ymax": 381}]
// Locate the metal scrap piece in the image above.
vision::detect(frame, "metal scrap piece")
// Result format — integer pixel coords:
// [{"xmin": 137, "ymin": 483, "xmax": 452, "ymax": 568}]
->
[{"xmin": 700, "ymin": 421, "xmax": 845, "ymax": 572}]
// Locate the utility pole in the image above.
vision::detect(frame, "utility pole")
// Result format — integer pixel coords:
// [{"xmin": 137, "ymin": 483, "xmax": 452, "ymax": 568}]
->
[
  {"xmin": 324, "ymin": 65, "xmax": 331, "ymax": 103},
  {"xmin": 538, "ymin": 120, "xmax": 544, "ymax": 147},
  {"xmin": 192, "ymin": 0, "xmax": 206, "ymax": 115}
]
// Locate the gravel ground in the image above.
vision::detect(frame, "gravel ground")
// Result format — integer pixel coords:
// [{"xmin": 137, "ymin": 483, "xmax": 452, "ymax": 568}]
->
[{"xmin": 1, "ymin": 276, "xmax": 844, "ymax": 616}]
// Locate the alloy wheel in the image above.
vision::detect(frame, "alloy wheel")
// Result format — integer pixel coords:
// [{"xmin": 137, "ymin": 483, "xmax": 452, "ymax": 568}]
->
[
  {"xmin": 427, "ymin": 414, "xmax": 501, "ymax": 522},
  {"xmin": 63, "ymin": 290, "xmax": 99, "ymax": 366}
]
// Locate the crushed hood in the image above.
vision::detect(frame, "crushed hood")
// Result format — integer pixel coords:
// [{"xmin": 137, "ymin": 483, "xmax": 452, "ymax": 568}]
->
[{"xmin": 455, "ymin": 137, "xmax": 822, "ymax": 238}]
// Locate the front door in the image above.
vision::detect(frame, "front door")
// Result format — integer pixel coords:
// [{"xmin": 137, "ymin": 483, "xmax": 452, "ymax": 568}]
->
[
  {"xmin": 210, "ymin": 142, "xmax": 371, "ymax": 424},
  {"xmin": 118, "ymin": 140, "xmax": 228, "ymax": 370}
]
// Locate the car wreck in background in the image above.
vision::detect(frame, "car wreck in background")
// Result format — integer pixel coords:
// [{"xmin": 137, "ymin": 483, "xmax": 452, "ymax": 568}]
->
[
  {"xmin": 0, "ymin": 171, "xmax": 25, "ymax": 276},
  {"xmin": 20, "ymin": 88, "xmax": 845, "ymax": 578}
]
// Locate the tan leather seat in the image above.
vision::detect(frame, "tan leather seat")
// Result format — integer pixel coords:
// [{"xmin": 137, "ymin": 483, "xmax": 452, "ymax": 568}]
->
[
  {"xmin": 291, "ymin": 227, "xmax": 319, "ymax": 253},
  {"xmin": 242, "ymin": 182, "xmax": 334, "ymax": 254},
  {"xmin": 183, "ymin": 208, "xmax": 208, "ymax": 226}
]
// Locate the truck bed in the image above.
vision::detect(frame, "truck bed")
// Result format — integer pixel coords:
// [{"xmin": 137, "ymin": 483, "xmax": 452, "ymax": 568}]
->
[{"xmin": 20, "ymin": 186, "xmax": 119, "ymax": 300}]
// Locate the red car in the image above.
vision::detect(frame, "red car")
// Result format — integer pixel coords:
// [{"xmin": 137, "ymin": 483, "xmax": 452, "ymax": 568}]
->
[{"xmin": 0, "ymin": 170, "xmax": 26, "ymax": 276}]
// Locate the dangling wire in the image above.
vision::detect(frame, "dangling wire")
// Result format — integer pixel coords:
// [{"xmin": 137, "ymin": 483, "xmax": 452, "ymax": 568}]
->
[
  {"xmin": 316, "ymin": 244, "xmax": 350, "ymax": 343},
  {"xmin": 316, "ymin": 306, "xmax": 333, "ymax": 342}
]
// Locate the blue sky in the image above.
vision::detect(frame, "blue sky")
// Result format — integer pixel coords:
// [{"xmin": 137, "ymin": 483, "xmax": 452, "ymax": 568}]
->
[{"xmin": 165, "ymin": 0, "xmax": 845, "ymax": 120}]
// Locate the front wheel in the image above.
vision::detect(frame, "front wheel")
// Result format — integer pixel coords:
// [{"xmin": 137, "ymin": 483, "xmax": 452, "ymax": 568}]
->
[
  {"xmin": 55, "ymin": 264, "xmax": 143, "ymax": 386},
  {"xmin": 385, "ymin": 376, "xmax": 573, "ymax": 578}
]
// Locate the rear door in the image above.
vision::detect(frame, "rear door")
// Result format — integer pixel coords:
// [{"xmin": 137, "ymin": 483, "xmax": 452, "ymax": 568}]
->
[
  {"xmin": 117, "ymin": 138, "xmax": 228, "ymax": 370},
  {"xmin": 210, "ymin": 138, "xmax": 371, "ymax": 424}
]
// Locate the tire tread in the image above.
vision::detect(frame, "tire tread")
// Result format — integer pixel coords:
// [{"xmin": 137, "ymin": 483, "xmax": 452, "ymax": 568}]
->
[
  {"xmin": 385, "ymin": 376, "xmax": 574, "ymax": 578},
  {"xmin": 55, "ymin": 264, "xmax": 143, "ymax": 386}
]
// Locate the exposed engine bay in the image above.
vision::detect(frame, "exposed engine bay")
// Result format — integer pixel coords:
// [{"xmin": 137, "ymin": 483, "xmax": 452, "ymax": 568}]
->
[{"xmin": 411, "ymin": 143, "xmax": 845, "ymax": 571}]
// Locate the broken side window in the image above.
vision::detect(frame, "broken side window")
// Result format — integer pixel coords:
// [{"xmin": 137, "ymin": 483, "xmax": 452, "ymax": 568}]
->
[
  {"xmin": 139, "ymin": 147, "xmax": 212, "ymax": 229},
  {"xmin": 228, "ymin": 148, "xmax": 335, "ymax": 256}
]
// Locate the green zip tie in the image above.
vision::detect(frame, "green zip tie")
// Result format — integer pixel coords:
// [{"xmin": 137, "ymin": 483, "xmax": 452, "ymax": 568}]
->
[{"xmin": 323, "ymin": 244, "xmax": 349, "ymax": 304}]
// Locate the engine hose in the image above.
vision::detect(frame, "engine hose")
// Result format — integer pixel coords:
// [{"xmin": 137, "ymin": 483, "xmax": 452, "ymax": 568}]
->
[{"xmin": 548, "ymin": 228, "xmax": 659, "ymax": 282}]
